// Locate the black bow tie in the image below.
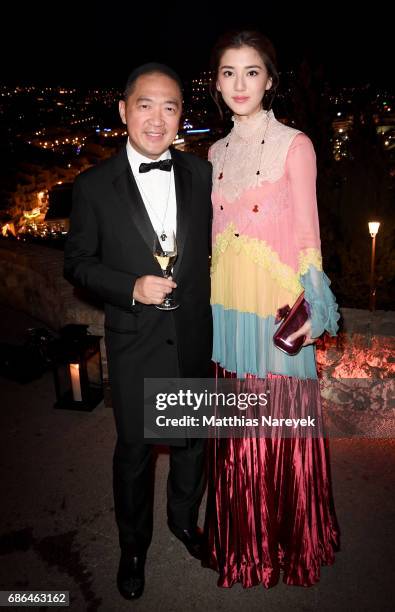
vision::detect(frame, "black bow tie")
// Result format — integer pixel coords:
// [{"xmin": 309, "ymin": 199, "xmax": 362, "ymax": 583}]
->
[{"xmin": 139, "ymin": 159, "xmax": 173, "ymax": 173}]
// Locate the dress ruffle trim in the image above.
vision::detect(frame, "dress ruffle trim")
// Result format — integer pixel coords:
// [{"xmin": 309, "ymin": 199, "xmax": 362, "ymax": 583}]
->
[
  {"xmin": 212, "ymin": 223, "xmax": 303, "ymax": 297},
  {"xmin": 300, "ymin": 266, "xmax": 340, "ymax": 338}
]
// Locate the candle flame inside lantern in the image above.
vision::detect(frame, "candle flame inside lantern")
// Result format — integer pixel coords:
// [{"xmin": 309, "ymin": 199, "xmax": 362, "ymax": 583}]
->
[{"xmin": 69, "ymin": 363, "xmax": 82, "ymax": 401}]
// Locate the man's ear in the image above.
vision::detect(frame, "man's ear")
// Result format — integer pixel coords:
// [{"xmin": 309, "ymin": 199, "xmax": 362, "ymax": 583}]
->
[{"xmin": 119, "ymin": 100, "xmax": 126, "ymax": 124}]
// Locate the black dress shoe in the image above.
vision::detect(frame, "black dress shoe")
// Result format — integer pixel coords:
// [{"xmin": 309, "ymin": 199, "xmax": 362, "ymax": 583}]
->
[
  {"xmin": 116, "ymin": 553, "xmax": 145, "ymax": 600},
  {"xmin": 168, "ymin": 523, "xmax": 203, "ymax": 560}
]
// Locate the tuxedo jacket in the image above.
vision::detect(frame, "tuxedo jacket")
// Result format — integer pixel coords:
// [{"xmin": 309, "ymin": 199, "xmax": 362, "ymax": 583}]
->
[{"xmin": 64, "ymin": 146, "xmax": 213, "ymax": 444}]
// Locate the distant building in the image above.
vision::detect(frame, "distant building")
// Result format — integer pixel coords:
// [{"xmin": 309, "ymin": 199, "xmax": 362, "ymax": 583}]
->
[
  {"xmin": 185, "ymin": 71, "xmax": 217, "ymax": 125},
  {"xmin": 374, "ymin": 110, "xmax": 395, "ymax": 153},
  {"xmin": 332, "ymin": 115, "xmax": 354, "ymax": 161},
  {"xmin": 45, "ymin": 182, "xmax": 74, "ymax": 231}
]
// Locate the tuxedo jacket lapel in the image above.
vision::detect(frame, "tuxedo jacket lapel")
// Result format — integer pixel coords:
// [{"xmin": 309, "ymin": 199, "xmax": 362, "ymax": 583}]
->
[
  {"xmin": 112, "ymin": 158, "xmax": 156, "ymax": 255},
  {"xmin": 172, "ymin": 150, "xmax": 191, "ymax": 277},
  {"xmin": 111, "ymin": 147, "xmax": 192, "ymax": 275}
]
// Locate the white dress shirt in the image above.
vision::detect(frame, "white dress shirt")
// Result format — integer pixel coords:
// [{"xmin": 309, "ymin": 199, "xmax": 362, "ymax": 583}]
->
[{"xmin": 126, "ymin": 139, "xmax": 177, "ymax": 238}]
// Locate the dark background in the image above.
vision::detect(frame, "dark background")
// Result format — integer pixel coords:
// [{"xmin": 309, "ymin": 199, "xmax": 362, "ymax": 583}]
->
[
  {"xmin": 1, "ymin": 1, "xmax": 394, "ymax": 310},
  {"xmin": 1, "ymin": 1, "xmax": 391, "ymax": 88}
]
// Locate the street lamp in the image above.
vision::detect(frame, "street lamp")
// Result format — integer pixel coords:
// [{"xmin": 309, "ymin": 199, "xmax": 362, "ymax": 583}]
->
[{"xmin": 368, "ymin": 221, "xmax": 380, "ymax": 311}]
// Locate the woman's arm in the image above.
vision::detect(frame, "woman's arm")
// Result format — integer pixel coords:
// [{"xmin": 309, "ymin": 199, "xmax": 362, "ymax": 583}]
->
[{"xmin": 286, "ymin": 133, "xmax": 340, "ymax": 341}]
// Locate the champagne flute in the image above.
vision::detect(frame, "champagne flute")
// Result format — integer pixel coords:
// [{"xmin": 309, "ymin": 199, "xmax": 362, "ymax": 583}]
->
[{"xmin": 153, "ymin": 230, "xmax": 179, "ymax": 310}]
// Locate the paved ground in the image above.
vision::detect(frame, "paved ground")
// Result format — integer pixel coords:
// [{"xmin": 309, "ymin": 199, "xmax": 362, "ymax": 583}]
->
[{"xmin": 0, "ymin": 306, "xmax": 394, "ymax": 612}]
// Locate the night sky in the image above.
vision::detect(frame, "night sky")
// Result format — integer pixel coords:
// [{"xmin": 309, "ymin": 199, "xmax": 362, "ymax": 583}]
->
[{"xmin": 2, "ymin": 2, "xmax": 392, "ymax": 88}]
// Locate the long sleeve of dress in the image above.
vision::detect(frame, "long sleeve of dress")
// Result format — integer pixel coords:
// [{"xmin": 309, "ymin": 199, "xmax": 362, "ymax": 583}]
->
[{"xmin": 287, "ymin": 134, "xmax": 340, "ymax": 338}]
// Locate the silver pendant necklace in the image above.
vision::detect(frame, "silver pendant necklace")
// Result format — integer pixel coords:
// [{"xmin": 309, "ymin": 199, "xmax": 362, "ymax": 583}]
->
[{"xmin": 135, "ymin": 171, "xmax": 172, "ymax": 241}]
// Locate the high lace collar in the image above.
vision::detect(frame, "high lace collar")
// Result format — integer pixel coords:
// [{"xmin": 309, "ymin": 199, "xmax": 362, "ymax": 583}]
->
[{"xmin": 231, "ymin": 108, "xmax": 273, "ymax": 142}]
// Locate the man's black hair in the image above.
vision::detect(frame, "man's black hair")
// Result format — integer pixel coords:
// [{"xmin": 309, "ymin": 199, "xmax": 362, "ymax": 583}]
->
[{"xmin": 123, "ymin": 62, "xmax": 183, "ymax": 99}]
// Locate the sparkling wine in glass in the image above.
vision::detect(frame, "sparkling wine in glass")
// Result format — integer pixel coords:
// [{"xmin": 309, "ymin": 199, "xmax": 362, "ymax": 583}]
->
[{"xmin": 153, "ymin": 231, "xmax": 179, "ymax": 310}]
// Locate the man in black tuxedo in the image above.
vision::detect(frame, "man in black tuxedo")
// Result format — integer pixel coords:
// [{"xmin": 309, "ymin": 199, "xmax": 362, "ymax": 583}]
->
[{"xmin": 64, "ymin": 63, "xmax": 212, "ymax": 600}]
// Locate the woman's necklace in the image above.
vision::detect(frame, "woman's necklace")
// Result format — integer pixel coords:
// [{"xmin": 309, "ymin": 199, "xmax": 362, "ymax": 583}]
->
[
  {"xmin": 218, "ymin": 110, "xmax": 270, "ymax": 182},
  {"xmin": 216, "ymin": 110, "xmax": 271, "ymax": 236},
  {"xmin": 134, "ymin": 173, "xmax": 172, "ymax": 241}
]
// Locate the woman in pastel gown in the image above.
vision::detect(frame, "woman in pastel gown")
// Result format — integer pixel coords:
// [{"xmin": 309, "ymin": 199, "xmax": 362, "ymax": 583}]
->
[{"xmin": 202, "ymin": 30, "xmax": 340, "ymax": 588}]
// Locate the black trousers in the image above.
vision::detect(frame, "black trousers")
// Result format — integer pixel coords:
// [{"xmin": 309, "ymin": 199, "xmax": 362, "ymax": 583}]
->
[{"xmin": 113, "ymin": 438, "xmax": 206, "ymax": 555}]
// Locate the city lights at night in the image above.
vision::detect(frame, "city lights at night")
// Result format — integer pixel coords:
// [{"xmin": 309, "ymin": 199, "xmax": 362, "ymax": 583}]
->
[{"xmin": 0, "ymin": 4, "xmax": 393, "ymax": 611}]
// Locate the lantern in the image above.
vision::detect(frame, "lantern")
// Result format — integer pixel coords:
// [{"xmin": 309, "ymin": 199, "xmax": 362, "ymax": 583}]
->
[{"xmin": 52, "ymin": 325, "xmax": 103, "ymax": 411}]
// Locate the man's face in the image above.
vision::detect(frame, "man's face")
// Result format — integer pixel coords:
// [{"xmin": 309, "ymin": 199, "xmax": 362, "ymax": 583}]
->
[{"xmin": 119, "ymin": 72, "xmax": 182, "ymax": 159}]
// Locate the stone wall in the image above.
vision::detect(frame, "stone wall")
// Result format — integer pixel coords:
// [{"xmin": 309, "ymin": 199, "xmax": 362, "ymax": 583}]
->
[
  {"xmin": 0, "ymin": 239, "xmax": 106, "ymax": 376},
  {"xmin": 1, "ymin": 240, "xmax": 394, "ymax": 384}
]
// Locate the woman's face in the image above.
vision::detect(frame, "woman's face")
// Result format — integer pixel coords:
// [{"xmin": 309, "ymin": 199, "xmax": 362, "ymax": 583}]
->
[{"xmin": 216, "ymin": 45, "xmax": 272, "ymax": 119}]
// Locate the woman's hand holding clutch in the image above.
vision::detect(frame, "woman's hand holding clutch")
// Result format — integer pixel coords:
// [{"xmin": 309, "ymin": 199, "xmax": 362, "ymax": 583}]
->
[
  {"xmin": 273, "ymin": 293, "xmax": 315, "ymax": 355},
  {"xmin": 286, "ymin": 319, "xmax": 316, "ymax": 347}
]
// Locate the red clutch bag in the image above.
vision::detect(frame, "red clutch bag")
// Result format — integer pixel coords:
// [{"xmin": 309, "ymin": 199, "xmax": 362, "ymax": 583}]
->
[{"xmin": 273, "ymin": 292, "xmax": 310, "ymax": 356}]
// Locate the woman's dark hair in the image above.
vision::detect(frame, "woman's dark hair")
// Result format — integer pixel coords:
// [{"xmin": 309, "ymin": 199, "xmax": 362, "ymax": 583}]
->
[{"xmin": 210, "ymin": 30, "xmax": 279, "ymax": 116}]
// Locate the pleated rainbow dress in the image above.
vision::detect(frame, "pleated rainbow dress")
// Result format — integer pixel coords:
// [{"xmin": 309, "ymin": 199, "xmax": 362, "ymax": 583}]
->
[{"xmin": 202, "ymin": 109, "xmax": 341, "ymax": 588}]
